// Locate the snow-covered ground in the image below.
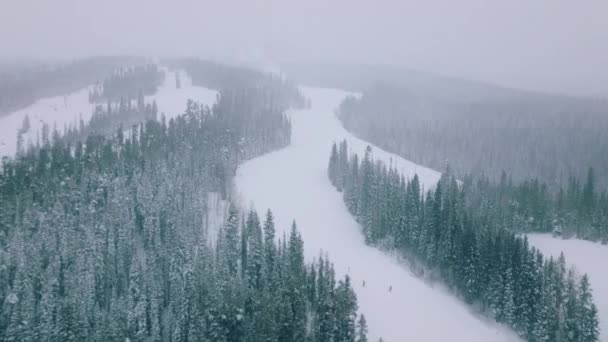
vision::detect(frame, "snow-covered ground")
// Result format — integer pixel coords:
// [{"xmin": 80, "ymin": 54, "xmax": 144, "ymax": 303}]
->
[
  {"xmin": 235, "ymin": 87, "xmax": 519, "ymax": 341},
  {"xmin": 527, "ymin": 234, "xmax": 607, "ymax": 341},
  {"xmin": 147, "ymin": 69, "xmax": 218, "ymax": 122},
  {"xmin": 0, "ymin": 68, "xmax": 218, "ymax": 159},
  {"xmin": 0, "ymin": 86, "xmax": 97, "ymax": 158}
]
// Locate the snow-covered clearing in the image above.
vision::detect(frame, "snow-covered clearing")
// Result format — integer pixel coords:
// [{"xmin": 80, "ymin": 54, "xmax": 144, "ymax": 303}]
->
[
  {"xmin": 0, "ymin": 68, "xmax": 218, "ymax": 159},
  {"xmin": 0, "ymin": 86, "xmax": 97, "ymax": 158},
  {"xmin": 527, "ymin": 234, "xmax": 607, "ymax": 341},
  {"xmin": 235, "ymin": 87, "xmax": 519, "ymax": 341},
  {"xmin": 147, "ymin": 69, "xmax": 218, "ymax": 122}
]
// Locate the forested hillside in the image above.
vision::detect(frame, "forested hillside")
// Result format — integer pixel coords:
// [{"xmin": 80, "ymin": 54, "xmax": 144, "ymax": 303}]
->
[
  {"xmin": 337, "ymin": 84, "xmax": 608, "ymax": 190},
  {"xmin": 336, "ymin": 83, "xmax": 608, "ymax": 241},
  {"xmin": 0, "ymin": 57, "xmax": 137, "ymax": 117},
  {"xmin": 88, "ymin": 64, "xmax": 165, "ymax": 102},
  {"xmin": 179, "ymin": 58, "xmax": 309, "ymax": 109},
  {"xmin": 459, "ymin": 168, "xmax": 608, "ymax": 242},
  {"xmin": 175, "ymin": 58, "xmax": 265, "ymax": 90},
  {"xmin": 61, "ymin": 97, "xmax": 159, "ymax": 146},
  {"xmin": 328, "ymin": 141, "xmax": 600, "ymax": 341},
  {"xmin": 0, "ymin": 71, "xmax": 366, "ymax": 341}
]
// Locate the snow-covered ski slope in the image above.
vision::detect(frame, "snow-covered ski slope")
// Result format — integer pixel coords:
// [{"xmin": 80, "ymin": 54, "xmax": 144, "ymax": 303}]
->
[
  {"xmin": 0, "ymin": 68, "xmax": 217, "ymax": 159},
  {"xmin": 235, "ymin": 87, "xmax": 519, "ymax": 341},
  {"xmin": 527, "ymin": 234, "xmax": 607, "ymax": 341},
  {"xmin": 148, "ymin": 68, "xmax": 218, "ymax": 122},
  {"xmin": 0, "ymin": 86, "xmax": 96, "ymax": 158}
]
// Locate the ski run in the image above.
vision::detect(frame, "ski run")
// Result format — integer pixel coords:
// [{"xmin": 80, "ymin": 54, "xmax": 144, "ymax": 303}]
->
[
  {"xmin": 235, "ymin": 87, "xmax": 520, "ymax": 341},
  {"xmin": 2, "ymin": 72, "xmax": 605, "ymax": 341}
]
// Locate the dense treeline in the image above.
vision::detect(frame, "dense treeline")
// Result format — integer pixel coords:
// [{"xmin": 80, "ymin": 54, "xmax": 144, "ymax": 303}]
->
[
  {"xmin": 62, "ymin": 97, "xmax": 159, "ymax": 146},
  {"xmin": 176, "ymin": 58, "xmax": 265, "ymax": 90},
  {"xmin": 329, "ymin": 140, "xmax": 600, "ymax": 341},
  {"xmin": 337, "ymin": 84, "xmax": 608, "ymax": 190},
  {"xmin": 15, "ymin": 95, "xmax": 159, "ymax": 156},
  {"xmin": 209, "ymin": 86, "xmax": 292, "ymax": 162},
  {"xmin": 0, "ymin": 74, "xmax": 367, "ymax": 340},
  {"xmin": 338, "ymin": 85, "xmax": 608, "ymax": 241},
  {"xmin": 461, "ymin": 168, "xmax": 608, "ymax": 242},
  {"xmin": 178, "ymin": 58, "xmax": 310, "ymax": 109},
  {"xmin": 89, "ymin": 64, "xmax": 165, "ymax": 102},
  {"xmin": 0, "ymin": 56, "xmax": 135, "ymax": 117}
]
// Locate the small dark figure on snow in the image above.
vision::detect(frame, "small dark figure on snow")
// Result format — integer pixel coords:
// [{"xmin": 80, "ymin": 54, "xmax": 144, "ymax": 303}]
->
[
  {"xmin": 388, "ymin": 285, "xmax": 392, "ymax": 292},
  {"xmin": 362, "ymin": 280, "xmax": 366, "ymax": 287}
]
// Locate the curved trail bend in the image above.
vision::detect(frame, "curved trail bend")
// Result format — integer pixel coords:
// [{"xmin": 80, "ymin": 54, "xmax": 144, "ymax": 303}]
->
[{"xmin": 236, "ymin": 86, "xmax": 519, "ymax": 341}]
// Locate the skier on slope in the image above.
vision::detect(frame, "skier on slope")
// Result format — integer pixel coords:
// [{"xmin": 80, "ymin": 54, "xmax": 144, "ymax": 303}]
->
[{"xmin": 388, "ymin": 285, "xmax": 392, "ymax": 292}]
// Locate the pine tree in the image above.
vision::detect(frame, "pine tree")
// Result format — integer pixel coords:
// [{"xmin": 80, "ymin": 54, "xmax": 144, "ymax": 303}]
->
[
  {"xmin": 563, "ymin": 270, "xmax": 581, "ymax": 342},
  {"xmin": 329, "ymin": 142, "xmax": 339, "ymax": 187},
  {"xmin": 246, "ymin": 210, "xmax": 264, "ymax": 289},
  {"xmin": 335, "ymin": 275, "xmax": 358, "ymax": 342},
  {"xmin": 356, "ymin": 315, "xmax": 368, "ymax": 342},
  {"xmin": 263, "ymin": 209, "xmax": 277, "ymax": 279},
  {"xmin": 360, "ymin": 146, "xmax": 375, "ymax": 243},
  {"xmin": 20, "ymin": 115, "xmax": 31, "ymax": 133},
  {"xmin": 286, "ymin": 222, "xmax": 307, "ymax": 342},
  {"xmin": 345, "ymin": 153, "xmax": 360, "ymax": 214},
  {"xmin": 579, "ymin": 274, "xmax": 600, "ymax": 341},
  {"xmin": 338, "ymin": 140, "xmax": 349, "ymax": 189},
  {"xmin": 127, "ymin": 255, "xmax": 147, "ymax": 340},
  {"xmin": 582, "ymin": 167, "xmax": 596, "ymax": 215},
  {"xmin": 137, "ymin": 90, "xmax": 145, "ymax": 111},
  {"xmin": 223, "ymin": 205, "xmax": 241, "ymax": 276},
  {"xmin": 500, "ymin": 268, "xmax": 516, "ymax": 326}
]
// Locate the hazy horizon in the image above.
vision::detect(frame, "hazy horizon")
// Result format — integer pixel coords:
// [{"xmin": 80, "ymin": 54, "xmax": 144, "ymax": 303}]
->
[{"xmin": 1, "ymin": 0, "xmax": 607, "ymax": 97}]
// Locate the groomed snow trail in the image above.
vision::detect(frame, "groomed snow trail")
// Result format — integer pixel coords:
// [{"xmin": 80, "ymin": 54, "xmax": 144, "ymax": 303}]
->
[
  {"xmin": 236, "ymin": 87, "xmax": 520, "ymax": 341},
  {"xmin": 527, "ymin": 234, "xmax": 607, "ymax": 341}
]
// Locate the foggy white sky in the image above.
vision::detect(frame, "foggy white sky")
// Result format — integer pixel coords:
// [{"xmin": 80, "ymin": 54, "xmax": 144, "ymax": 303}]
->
[{"xmin": 1, "ymin": 0, "xmax": 607, "ymax": 96}]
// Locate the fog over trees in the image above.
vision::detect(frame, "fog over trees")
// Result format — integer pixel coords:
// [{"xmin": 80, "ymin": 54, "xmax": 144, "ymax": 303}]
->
[
  {"xmin": 0, "ymin": 57, "xmax": 137, "ymax": 117},
  {"xmin": 1, "ymin": 1, "xmax": 607, "ymax": 340},
  {"xmin": 0, "ymin": 64, "xmax": 367, "ymax": 341},
  {"xmin": 329, "ymin": 141, "xmax": 600, "ymax": 341},
  {"xmin": 337, "ymin": 83, "xmax": 608, "ymax": 189}
]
